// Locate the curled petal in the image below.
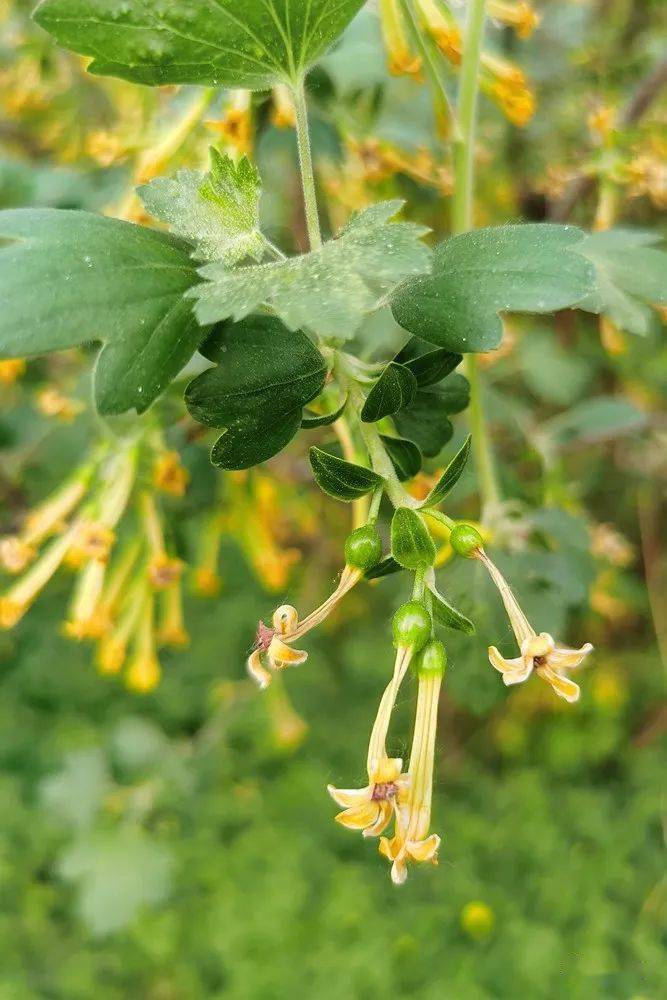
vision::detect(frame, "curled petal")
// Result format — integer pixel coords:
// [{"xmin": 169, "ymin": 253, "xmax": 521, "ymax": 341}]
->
[
  {"xmin": 488, "ymin": 645, "xmax": 532, "ymax": 683},
  {"xmin": 334, "ymin": 802, "xmax": 381, "ymax": 831},
  {"xmin": 374, "ymin": 756, "xmax": 403, "ymax": 783},
  {"xmin": 407, "ymin": 833, "xmax": 441, "ymax": 863},
  {"xmin": 537, "ymin": 665, "xmax": 580, "ymax": 703},
  {"xmin": 327, "ymin": 784, "xmax": 372, "ymax": 809},
  {"xmin": 247, "ymin": 649, "xmax": 272, "ymax": 689},
  {"xmin": 362, "ymin": 802, "xmax": 393, "ymax": 839},
  {"xmin": 267, "ymin": 635, "xmax": 308, "ymax": 669},
  {"xmin": 391, "ymin": 859, "xmax": 408, "ymax": 885},
  {"xmin": 548, "ymin": 642, "xmax": 593, "ymax": 670},
  {"xmin": 379, "ymin": 835, "xmax": 399, "ymax": 862},
  {"xmin": 272, "ymin": 604, "xmax": 299, "ymax": 635}
]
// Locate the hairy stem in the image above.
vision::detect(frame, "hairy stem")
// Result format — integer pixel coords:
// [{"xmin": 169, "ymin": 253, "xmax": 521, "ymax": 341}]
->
[
  {"xmin": 292, "ymin": 79, "xmax": 322, "ymax": 250},
  {"xmin": 451, "ymin": 0, "xmax": 500, "ymax": 512}
]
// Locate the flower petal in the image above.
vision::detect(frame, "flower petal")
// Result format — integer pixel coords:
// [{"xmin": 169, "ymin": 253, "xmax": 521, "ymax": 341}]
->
[
  {"xmin": 391, "ymin": 859, "xmax": 408, "ymax": 885},
  {"xmin": 548, "ymin": 642, "xmax": 593, "ymax": 669},
  {"xmin": 362, "ymin": 802, "xmax": 393, "ymax": 838},
  {"xmin": 407, "ymin": 833, "xmax": 441, "ymax": 863},
  {"xmin": 488, "ymin": 645, "xmax": 526, "ymax": 676},
  {"xmin": 327, "ymin": 784, "xmax": 372, "ymax": 808},
  {"xmin": 334, "ymin": 802, "xmax": 380, "ymax": 830},
  {"xmin": 268, "ymin": 636, "xmax": 308, "ymax": 668},
  {"xmin": 374, "ymin": 757, "xmax": 403, "ymax": 782},
  {"xmin": 537, "ymin": 665, "xmax": 580, "ymax": 703},
  {"xmin": 247, "ymin": 649, "xmax": 271, "ymax": 689}
]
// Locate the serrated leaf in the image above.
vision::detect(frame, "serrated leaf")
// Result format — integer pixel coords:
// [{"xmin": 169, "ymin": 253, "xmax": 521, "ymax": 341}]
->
[
  {"xmin": 395, "ymin": 336, "xmax": 462, "ymax": 387},
  {"xmin": 0, "ymin": 209, "xmax": 201, "ymax": 414},
  {"xmin": 574, "ymin": 229, "xmax": 667, "ymax": 336},
  {"xmin": 301, "ymin": 395, "xmax": 348, "ymax": 428},
  {"xmin": 428, "ymin": 584, "xmax": 475, "ymax": 635},
  {"xmin": 361, "ymin": 362, "xmax": 417, "ymax": 422},
  {"xmin": 393, "ymin": 374, "xmax": 469, "ymax": 458},
  {"xmin": 391, "ymin": 508, "xmax": 436, "ymax": 570},
  {"xmin": 365, "ymin": 555, "xmax": 403, "ymax": 580},
  {"xmin": 185, "ymin": 315, "xmax": 326, "ymax": 469},
  {"xmin": 309, "ymin": 447, "xmax": 383, "ymax": 501},
  {"xmin": 192, "ymin": 200, "xmax": 431, "ymax": 340},
  {"xmin": 34, "ymin": 0, "xmax": 367, "ymax": 89},
  {"xmin": 138, "ymin": 148, "xmax": 264, "ymax": 266},
  {"xmin": 380, "ymin": 434, "xmax": 422, "ymax": 481},
  {"xmin": 420, "ymin": 436, "xmax": 471, "ymax": 507},
  {"xmin": 392, "ymin": 224, "xmax": 595, "ymax": 353}
]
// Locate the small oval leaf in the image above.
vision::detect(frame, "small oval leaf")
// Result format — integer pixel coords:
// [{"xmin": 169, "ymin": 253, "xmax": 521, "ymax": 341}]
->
[
  {"xmin": 309, "ymin": 447, "xmax": 384, "ymax": 502},
  {"xmin": 365, "ymin": 555, "xmax": 403, "ymax": 580},
  {"xmin": 361, "ymin": 362, "xmax": 417, "ymax": 423},
  {"xmin": 301, "ymin": 395, "xmax": 348, "ymax": 428},
  {"xmin": 380, "ymin": 435, "xmax": 422, "ymax": 482},
  {"xmin": 428, "ymin": 584, "xmax": 475, "ymax": 635},
  {"xmin": 420, "ymin": 436, "xmax": 471, "ymax": 507},
  {"xmin": 391, "ymin": 508, "xmax": 436, "ymax": 570}
]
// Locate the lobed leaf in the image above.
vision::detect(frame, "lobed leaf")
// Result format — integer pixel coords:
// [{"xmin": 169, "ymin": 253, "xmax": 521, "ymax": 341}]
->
[
  {"xmin": 391, "ymin": 224, "xmax": 595, "ymax": 353},
  {"xmin": 192, "ymin": 200, "xmax": 431, "ymax": 340},
  {"xmin": 185, "ymin": 315, "xmax": 326, "ymax": 469},
  {"xmin": 0, "ymin": 208, "xmax": 201, "ymax": 414},
  {"xmin": 33, "ymin": 0, "xmax": 367, "ymax": 89},
  {"xmin": 138, "ymin": 149, "xmax": 264, "ymax": 266}
]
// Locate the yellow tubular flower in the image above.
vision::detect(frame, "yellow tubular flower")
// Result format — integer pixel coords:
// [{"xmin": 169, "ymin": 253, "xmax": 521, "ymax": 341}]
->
[
  {"xmin": 379, "ymin": 641, "xmax": 445, "ymax": 884},
  {"xmin": 379, "ymin": 0, "xmax": 423, "ymax": 78},
  {"xmin": 192, "ymin": 511, "xmax": 224, "ymax": 597},
  {"xmin": 63, "ymin": 559, "xmax": 107, "ymax": 639},
  {"xmin": 125, "ymin": 592, "xmax": 161, "ymax": 694},
  {"xmin": 0, "ymin": 522, "xmax": 80, "ymax": 629},
  {"xmin": 0, "ymin": 359, "xmax": 26, "ymax": 385},
  {"xmin": 477, "ymin": 549, "xmax": 593, "ymax": 702},
  {"xmin": 416, "ymin": 0, "xmax": 463, "ymax": 64},
  {"xmin": 246, "ymin": 565, "xmax": 363, "ymax": 689},
  {"xmin": 152, "ymin": 450, "xmax": 189, "ymax": 497},
  {"xmin": 141, "ymin": 491, "xmax": 182, "ymax": 589},
  {"xmin": 92, "ymin": 538, "xmax": 143, "ymax": 633},
  {"xmin": 158, "ymin": 577, "xmax": 189, "ymax": 648},
  {"xmin": 487, "ymin": 1, "xmax": 540, "ymax": 38},
  {"xmin": 206, "ymin": 90, "xmax": 252, "ymax": 154},
  {"xmin": 480, "ymin": 55, "xmax": 536, "ymax": 126},
  {"xmin": 327, "ymin": 645, "xmax": 414, "ymax": 838},
  {"xmin": 95, "ymin": 579, "xmax": 146, "ymax": 675},
  {"xmin": 271, "ymin": 84, "xmax": 296, "ymax": 128}
]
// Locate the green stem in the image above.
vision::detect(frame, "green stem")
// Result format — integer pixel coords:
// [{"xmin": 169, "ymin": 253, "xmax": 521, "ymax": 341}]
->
[
  {"xmin": 291, "ymin": 79, "xmax": 322, "ymax": 250},
  {"xmin": 451, "ymin": 0, "xmax": 500, "ymax": 512}
]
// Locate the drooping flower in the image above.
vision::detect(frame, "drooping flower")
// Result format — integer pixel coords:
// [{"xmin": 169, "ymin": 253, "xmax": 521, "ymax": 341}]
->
[
  {"xmin": 152, "ymin": 449, "xmax": 189, "ymax": 497},
  {"xmin": 158, "ymin": 577, "xmax": 190, "ymax": 648},
  {"xmin": 125, "ymin": 592, "xmax": 161, "ymax": 694},
  {"xmin": 379, "ymin": 0, "xmax": 423, "ymax": 78},
  {"xmin": 488, "ymin": 1, "xmax": 540, "ymax": 39},
  {"xmin": 477, "ymin": 549, "xmax": 593, "ymax": 702},
  {"xmin": 271, "ymin": 84, "xmax": 296, "ymax": 129},
  {"xmin": 141, "ymin": 491, "xmax": 183, "ymax": 589},
  {"xmin": 379, "ymin": 639, "xmax": 446, "ymax": 884}
]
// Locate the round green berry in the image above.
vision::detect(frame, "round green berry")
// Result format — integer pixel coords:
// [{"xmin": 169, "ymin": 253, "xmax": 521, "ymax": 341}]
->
[
  {"xmin": 344, "ymin": 524, "xmax": 383, "ymax": 571},
  {"xmin": 416, "ymin": 639, "xmax": 447, "ymax": 678},
  {"xmin": 392, "ymin": 601, "xmax": 431, "ymax": 651},
  {"xmin": 450, "ymin": 523, "xmax": 483, "ymax": 558}
]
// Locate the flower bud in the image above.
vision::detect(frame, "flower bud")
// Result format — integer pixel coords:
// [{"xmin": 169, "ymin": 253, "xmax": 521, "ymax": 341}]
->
[
  {"xmin": 392, "ymin": 601, "xmax": 431, "ymax": 651},
  {"xmin": 450, "ymin": 523, "xmax": 483, "ymax": 558},
  {"xmin": 344, "ymin": 524, "xmax": 383, "ymax": 571},
  {"xmin": 416, "ymin": 638, "xmax": 447, "ymax": 678}
]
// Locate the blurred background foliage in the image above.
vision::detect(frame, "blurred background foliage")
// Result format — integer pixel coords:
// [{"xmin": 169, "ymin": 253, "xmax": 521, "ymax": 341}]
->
[{"xmin": 0, "ymin": 0, "xmax": 665, "ymax": 997}]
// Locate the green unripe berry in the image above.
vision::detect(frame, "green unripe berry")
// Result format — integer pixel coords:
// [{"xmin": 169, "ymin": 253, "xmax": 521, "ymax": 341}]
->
[
  {"xmin": 392, "ymin": 601, "xmax": 431, "ymax": 651},
  {"xmin": 344, "ymin": 524, "xmax": 383, "ymax": 570},
  {"xmin": 450, "ymin": 523, "xmax": 483, "ymax": 558},
  {"xmin": 416, "ymin": 639, "xmax": 447, "ymax": 678}
]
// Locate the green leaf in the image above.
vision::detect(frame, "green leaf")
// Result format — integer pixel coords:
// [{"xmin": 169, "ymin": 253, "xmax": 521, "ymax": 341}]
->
[
  {"xmin": 138, "ymin": 149, "xmax": 264, "ymax": 266},
  {"xmin": 33, "ymin": 0, "xmax": 367, "ymax": 89},
  {"xmin": 58, "ymin": 829, "xmax": 172, "ymax": 937},
  {"xmin": 391, "ymin": 224, "xmax": 595, "ymax": 353},
  {"xmin": 185, "ymin": 315, "xmax": 326, "ymax": 469},
  {"xmin": 0, "ymin": 208, "xmax": 201, "ymax": 414},
  {"xmin": 39, "ymin": 749, "xmax": 110, "ymax": 831},
  {"xmin": 538, "ymin": 396, "xmax": 646, "ymax": 450},
  {"xmin": 365, "ymin": 555, "xmax": 403, "ymax": 580},
  {"xmin": 361, "ymin": 362, "xmax": 417, "ymax": 422},
  {"xmin": 420, "ymin": 436, "xmax": 471, "ymax": 507},
  {"xmin": 574, "ymin": 229, "xmax": 667, "ymax": 336},
  {"xmin": 395, "ymin": 336, "xmax": 462, "ymax": 387},
  {"xmin": 380, "ymin": 434, "xmax": 422, "ymax": 481},
  {"xmin": 301, "ymin": 395, "xmax": 348, "ymax": 428},
  {"xmin": 309, "ymin": 447, "xmax": 383, "ymax": 501},
  {"xmin": 393, "ymin": 375, "xmax": 469, "ymax": 458},
  {"xmin": 428, "ymin": 584, "xmax": 475, "ymax": 635},
  {"xmin": 390, "ymin": 508, "xmax": 436, "ymax": 570},
  {"xmin": 192, "ymin": 200, "xmax": 431, "ymax": 340}
]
